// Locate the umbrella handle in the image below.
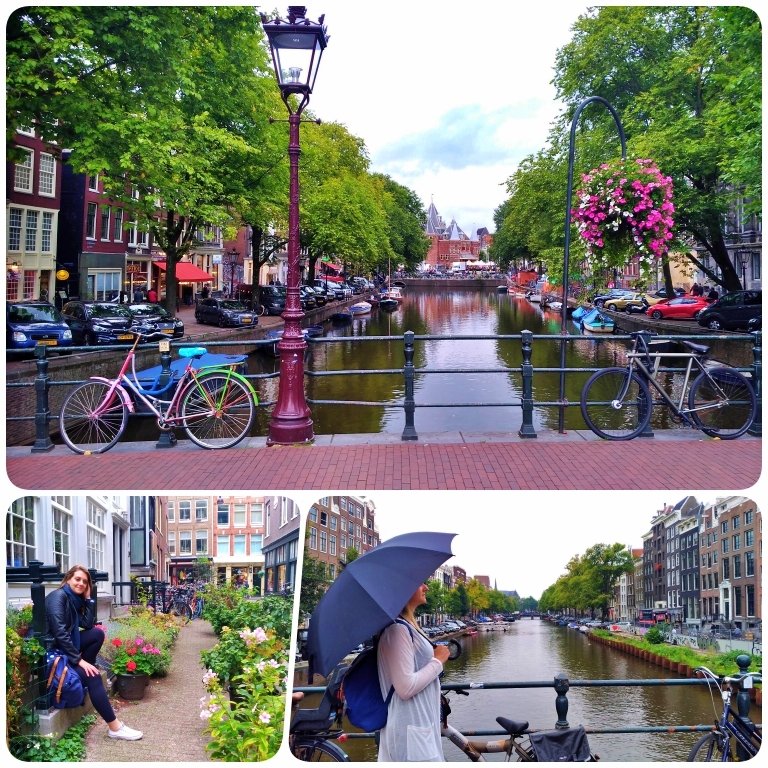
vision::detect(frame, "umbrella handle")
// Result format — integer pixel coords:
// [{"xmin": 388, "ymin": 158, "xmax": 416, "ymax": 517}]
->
[{"xmin": 435, "ymin": 638, "xmax": 462, "ymax": 661}]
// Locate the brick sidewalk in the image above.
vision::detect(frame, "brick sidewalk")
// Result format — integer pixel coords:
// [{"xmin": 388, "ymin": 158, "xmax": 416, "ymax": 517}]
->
[
  {"xmin": 83, "ymin": 618, "xmax": 217, "ymax": 762},
  {"xmin": 6, "ymin": 430, "xmax": 761, "ymax": 491}
]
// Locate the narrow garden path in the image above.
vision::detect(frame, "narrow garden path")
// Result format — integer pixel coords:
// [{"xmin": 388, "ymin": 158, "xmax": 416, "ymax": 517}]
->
[{"xmin": 83, "ymin": 618, "xmax": 217, "ymax": 762}]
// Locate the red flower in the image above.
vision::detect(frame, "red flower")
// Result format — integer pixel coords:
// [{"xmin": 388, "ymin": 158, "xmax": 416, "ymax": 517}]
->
[
  {"xmin": 126, "ymin": 646, "xmax": 138, "ymax": 656},
  {"xmin": 126, "ymin": 660, "xmax": 137, "ymax": 672},
  {"xmin": 112, "ymin": 638, "xmax": 123, "ymax": 647}
]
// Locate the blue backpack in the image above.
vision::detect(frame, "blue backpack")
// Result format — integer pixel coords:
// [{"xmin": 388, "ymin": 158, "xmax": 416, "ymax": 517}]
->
[
  {"xmin": 46, "ymin": 650, "xmax": 86, "ymax": 709},
  {"xmin": 339, "ymin": 619, "xmax": 414, "ymax": 732}
]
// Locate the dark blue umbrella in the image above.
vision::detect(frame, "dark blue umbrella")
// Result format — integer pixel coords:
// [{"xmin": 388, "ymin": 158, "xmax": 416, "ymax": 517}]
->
[{"xmin": 307, "ymin": 531, "xmax": 456, "ymax": 678}]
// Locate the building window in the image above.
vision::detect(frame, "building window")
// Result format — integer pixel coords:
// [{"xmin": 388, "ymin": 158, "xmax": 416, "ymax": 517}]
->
[
  {"xmin": 732, "ymin": 515, "xmax": 740, "ymax": 529},
  {"xmin": 217, "ymin": 503, "xmax": 229, "ymax": 526},
  {"xmin": 168, "ymin": 532, "xmax": 176, "ymax": 555},
  {"xmin": 280, "ymin": 502, "xmax": 288, "ymax": 526},
  {"xmin": 167, "ymin": 501, "xmax": 175, "ymax": 521},
  {"xmin": 8, "ymin": 208, "xmax": 23, "ymax": 251},
  {"xmin": 722, "ymin": 557, "xmax": 730, "ymax": 580},
  {"xmin": 732, "ymin": 555, "xmax": 741, "ymax": 579},
  {"xmin": 100, "ymin": 207, "xmax": 111, "ymax": 241},
  {"xmin": 41, "ymin": 212, "xmax": 54, "ymax": 252},
  {"xmin": 7, "ymin": 497, "xmax": 36, "ymax": 567},
  {"xmin": 234, "ymin": 504, "xmax": 246, "ymax": 526},
  {"xmin": 309, "ymin": 527, "xmax": 317, "ymax": 550},
  {"xmin": 52, "ymin": 496, "xmax": 72, "ymax": 573},
  {"xmin": 234, "ymin": 534, "xmax": 246, "ymax": 555},
  {"xmin": 179, "ymin": 531, "xmax": 191, "ymax": 554},
  {"xmin": 179, "ymin": 501, "xmax": 191, "ymax": 521},
  {"xmin": 195, "ymin": 499, "xmax": 208, "ymax": 522},
  {"xmin": 39, "ymin": 153, "xmax": 55, "ymax": 196},
  {"xmin": 86, "ymin": 203, "xmax": 97, "ymax": 239},
  {"xmin": 22, "ymin": 270, "xmax": 35, "ymax": 300},
  {"xmin": 746, "ymin": 585, "xmax": 755, "ymax": 615},
  {"xmin": 25, "ymin": 210, "xmax": 38, "ymax": 252},
  {"xmin": 721, "ymin": 520, "xmax": 728, "ymax": 534},
  {"xmin": 732, "ymin": 533, "xmax": 740, "ymax": 550},
  {"xmin": 308, "ymin": 507, "xmax": 317, "ymax": 522},
  {"xmin": 251, "ymin": 503, "xmax": 263, "ymax": 526},
  {"xmin": 14, "ymin": 149, "xmax": 33, "ymax": 192},
  {"xmin": 88, "ymin": 174, "xmax": 99, "ymax": 192},
  {"xmin": 86, "ymin": 499, "xmax": 106, "ymax": 570},
  {"xmin": 745, "ymin": 551, "xmax": 754, "ymax": 576},
  {"xmin": 250, "ymin": 533, "xmax": 263, "ymax": 555},
  {"xmin": 216, "ymin": 535, "xmax": 229, "ymax": 556},
  {"xmin": 330, "ymin": 534, "xmax": 336, "ymax": 556},
  {"xmin": 330, "ymin": 516, "xmax": 337, "ymax": 531},
  {"xmin": 745, "ymin": 530, "xmax": 754, "ymax": 547},
  {"xmin": 113, "ymin": 208, "xmax": 124, "ymax": 241},
  {"xmin": 196, "ymin": 529, "xmax": 208, "ymax": 554},
  {"xmin": 745, "ymin": 510, "xmax": 753, "ymax": 525},
  {"xmin": 722, "ymin": 538, "xmax": 729, "ymax": 554},
  {"xmin": 320, "ymin": 531, "xmax": 327, "ymax": 553}
]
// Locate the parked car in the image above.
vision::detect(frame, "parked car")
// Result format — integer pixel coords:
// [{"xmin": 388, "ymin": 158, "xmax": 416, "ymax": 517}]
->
[
  {"xmin": 646, "ymin": 295, "xmax": 710, "ymax": 320},
  {"xmin": 6, "ymin": 300, "xmax": 73, "ymax": 352},
  {"xmin": 651, "ymin": 287, "xmax": 686, "ymax": 299},
  {"xmin": 257, "ymin": 285, "xmax": 287, "ymax": 316},
  {"xmin": 331, "ymin": 282, "xmax": 353, "ymax": 300},
  {"xmin": 602, "ymin": 292, "xmax": 646, "ymax": 312},
  {"xmin": 309, "ymin": 283, "xmax": 332, "ymax": 304},
  {"xmin": 697, "ymin": 290, "xmax": 762, "ymax": 330},
  {"xmin": 299, "ymin": 285, "xmax": 317, "ymax": 311},
  {"xmin": 303, "ymin": 285, "xmax": 326, "ymax": 306},
  {"xmin": 60, "ymin": 301, "xmax": 136, "ymax": 345},
  {"xmin": 195, "ymin": 298, "xmax": 257, "ymax": 327},
  {"xmin": 127, "ymin": 302, "xmax": 185, "ymax": 338}
]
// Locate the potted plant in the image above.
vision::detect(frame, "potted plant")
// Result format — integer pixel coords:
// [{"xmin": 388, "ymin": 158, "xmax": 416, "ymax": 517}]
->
[
  {"xmin": 571, "ymin": 157, "xmax": 675, "ymax": 281},
  {"xmin": 109, "ymin": 636, "xmax": 165, "ymax": 700}
]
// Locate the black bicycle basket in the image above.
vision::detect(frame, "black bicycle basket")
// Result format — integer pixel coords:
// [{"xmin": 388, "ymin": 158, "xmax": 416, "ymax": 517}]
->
[{"xmin": 529, "ymin": 726, "xmax": 597, "ymax": 761}]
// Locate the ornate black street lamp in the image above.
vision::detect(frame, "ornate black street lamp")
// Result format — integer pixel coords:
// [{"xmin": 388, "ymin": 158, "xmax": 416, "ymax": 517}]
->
[
  {"xmin": 738, "ymin": 249, "xmax": 749, "ymax": 289},
  {"xmin": 261, "ymin": 5, "xmax": 328, "ymax": 445}
]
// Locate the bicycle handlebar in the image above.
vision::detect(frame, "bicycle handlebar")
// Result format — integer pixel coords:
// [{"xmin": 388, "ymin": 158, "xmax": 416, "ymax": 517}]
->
[{"xmin": 694, "ymin": 665, "xmax": 762, "ymax": 685}]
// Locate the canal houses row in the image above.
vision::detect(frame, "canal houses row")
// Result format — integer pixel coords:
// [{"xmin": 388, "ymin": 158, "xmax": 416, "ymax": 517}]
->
[
  {"xmin": 6, "ymin": 494, "xmax": 300, "ymax": 604},
  {"xmin": 612, "ymin": 495, "xmax": 761, "ymax": 638}
]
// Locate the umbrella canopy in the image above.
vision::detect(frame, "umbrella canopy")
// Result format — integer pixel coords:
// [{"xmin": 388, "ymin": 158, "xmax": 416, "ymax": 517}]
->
[{"xmin": 307, "ymin": 531, "xmax": 456, "ymax": 677}]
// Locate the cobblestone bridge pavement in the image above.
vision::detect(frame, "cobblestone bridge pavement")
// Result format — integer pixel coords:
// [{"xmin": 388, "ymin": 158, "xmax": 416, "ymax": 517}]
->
[
  {"xmin": 84, "ymin": 617, "xmax": 216, "ymax": 762},
  {"xmin": 6, "ymin": 429, "xmax": 761, "ymax": 491}
]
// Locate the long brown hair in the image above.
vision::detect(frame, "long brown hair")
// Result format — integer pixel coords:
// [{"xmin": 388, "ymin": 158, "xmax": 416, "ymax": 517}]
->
[{"xmin": 59, "ymin": 564, "xmax": 92, "ymax": 591}]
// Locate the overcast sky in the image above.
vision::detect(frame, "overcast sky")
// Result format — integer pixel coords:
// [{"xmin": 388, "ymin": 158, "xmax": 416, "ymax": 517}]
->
[
  {"xmin": 348, "ymin": 490, "xmax": 721, "ymax": 599},
  {"xmin": 307, "ymin": 0, "xmax": 590, "ymax": 237}
]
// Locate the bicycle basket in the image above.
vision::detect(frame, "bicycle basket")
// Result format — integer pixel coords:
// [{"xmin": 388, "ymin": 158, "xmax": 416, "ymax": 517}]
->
[{"xmin": 529, "ymin": 726, "xmax": 596, "ymax": 762}]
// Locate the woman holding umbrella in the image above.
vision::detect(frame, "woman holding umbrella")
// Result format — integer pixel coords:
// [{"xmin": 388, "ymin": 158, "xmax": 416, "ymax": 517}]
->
[{"xmin": 376, "ymin": 583, "xmax": 450, "ymax": 761}]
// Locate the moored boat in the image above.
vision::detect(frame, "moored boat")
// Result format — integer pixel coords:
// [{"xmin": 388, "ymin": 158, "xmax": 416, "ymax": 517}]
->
[
  {"xmin": 349, "ymin": 301, "xmax": 372, "ymax": 315},
  {"xmin": 381, "ymin": 286, "xmax": 404, "ymax": 303},
  {"xmin": 379, "ymin": 298, "xmax": 399, "ymax": 311},
  {"xmin": 580, "ymin": 307, "xmax": 615, "ymax": 333}
]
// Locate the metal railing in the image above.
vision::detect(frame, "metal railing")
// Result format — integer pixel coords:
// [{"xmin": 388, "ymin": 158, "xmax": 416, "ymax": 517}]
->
[
  {"xmin": 293, "ymin": 658, "xmax": 762, "ymax": 745},
  {"xmin": 7, "ymin": 329, "xmax": 761, "ymax": 451}
]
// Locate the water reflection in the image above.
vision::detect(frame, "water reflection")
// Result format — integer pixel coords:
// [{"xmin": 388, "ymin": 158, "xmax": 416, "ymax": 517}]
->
[{"xmin": 247, "ymin": 288, "xmax": 730, "ymax": 436}]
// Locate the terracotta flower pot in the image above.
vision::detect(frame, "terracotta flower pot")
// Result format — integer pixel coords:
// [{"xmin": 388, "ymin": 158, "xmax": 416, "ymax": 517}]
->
[
  {"xmin": 116, "ymin": 673, "xmax": 149, "ymax": 700},
  {"xmin": 678, "ymin": 664, "xmax": 690, "ymax": 677}
]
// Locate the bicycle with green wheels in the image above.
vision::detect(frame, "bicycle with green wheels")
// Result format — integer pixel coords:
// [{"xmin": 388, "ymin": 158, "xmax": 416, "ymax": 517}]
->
[
  {"xmin": 580, "ymin": 330, "xmax": 756, "ymax": 440},
  {"xmin": 59, "ymin": 332, "xmax": 258, "ymax": 453}
]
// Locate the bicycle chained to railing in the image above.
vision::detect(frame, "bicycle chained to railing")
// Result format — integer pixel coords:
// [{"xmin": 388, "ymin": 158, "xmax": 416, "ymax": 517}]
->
[
  {"xmin": 579, "ymin": 330, "xmax": 756, "ymax": 440},
  {"xmin": 146, "ymin": 583, "xmax": 198, "ymax": 624},
  {"xmin": 687, "ymin": 666, "xmax": 762, "ymax": 762},
  {"xmin": 290, "ymin": 640, "xmax": 598, "ymax": 762},
  {"xmin": 58, "ymin": 331, "xmax": 258, "ymax": 453}
]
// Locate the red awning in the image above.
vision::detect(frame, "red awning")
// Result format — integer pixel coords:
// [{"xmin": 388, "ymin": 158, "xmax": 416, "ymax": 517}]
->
[
  {"xmin": 154, "ymin": 261, "xmax": 213, "ymax": 282},
  {"xmin": 321, "ymin": 262, "xmax": 341, "ymax": 273}
]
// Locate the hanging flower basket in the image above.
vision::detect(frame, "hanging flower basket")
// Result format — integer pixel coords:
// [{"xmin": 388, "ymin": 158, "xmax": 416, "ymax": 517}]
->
[{"xmin": 571, "ymin": 157, "xmax": 675, "ymax": 279}]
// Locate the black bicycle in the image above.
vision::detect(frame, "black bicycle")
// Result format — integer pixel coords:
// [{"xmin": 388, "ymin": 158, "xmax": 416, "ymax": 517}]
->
[
  {"xmin": 580, "ymin": 330, "xmax": 756, "ymax": 440},
  {"xmin": 687, "ymin": 665, "xmax": 762, "ymax": 761}
]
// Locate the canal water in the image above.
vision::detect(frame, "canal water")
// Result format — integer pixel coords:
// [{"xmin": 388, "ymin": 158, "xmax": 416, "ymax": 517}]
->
[
  {"xmin": 298, "ymin": 620, "xmax": 726, "ymax": 762},
  {"xmin": 251, "ymin": 287, "xmax": 696, "ymax": 436}
]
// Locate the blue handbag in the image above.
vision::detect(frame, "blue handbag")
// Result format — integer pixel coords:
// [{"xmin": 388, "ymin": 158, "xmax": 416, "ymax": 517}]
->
[{"xmin": 45, "ymin": 650, "xmax": 86, "ymax": 709}]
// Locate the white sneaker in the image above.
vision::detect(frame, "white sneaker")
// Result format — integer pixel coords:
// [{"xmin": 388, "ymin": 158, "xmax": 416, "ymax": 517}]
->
[{"xmin": 108, "ymin": 723, "xmax": 143, "ymax": 740}]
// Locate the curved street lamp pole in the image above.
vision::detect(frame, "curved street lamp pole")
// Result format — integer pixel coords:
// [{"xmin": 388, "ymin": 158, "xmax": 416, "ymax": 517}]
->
[
  {"xmin": 261, "ymin": 6, "xmax": 329, "ymax": 445},
  {"xmin": 558, "ymin": 96, "xmax": 627, "ymax": 433}
]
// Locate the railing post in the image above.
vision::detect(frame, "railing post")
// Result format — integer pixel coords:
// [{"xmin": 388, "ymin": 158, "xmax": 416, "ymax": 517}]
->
[
  {"xmin": 401, "ymin": 330, "xmax": 418, "ymax": 441},
  {"xmin": 31, "ymin": 346, "xmax": 55, "ymax": 453},
  {"xmin": 518, "ymin": 330, "xmax": 537, "ymax": 438},
  {"xmin": 748, "ymin": 330, "xmax": 761, "ymax": 436},
  {"xmin": 554, "ymin": 673, "xmax": 570, "ymax": 728},
  {"xmin": 155, "ymin": 342, "xmax": 177, "ymax": 448},
  {"xmin": 734, "ymin": 654, "xmax": 755, "ymax": 728}
]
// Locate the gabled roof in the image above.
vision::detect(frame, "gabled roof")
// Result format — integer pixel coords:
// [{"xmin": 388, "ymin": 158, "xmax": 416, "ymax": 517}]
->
[
  {"xmin": 425, "ymin": 201, "xmax": 446, "ymax": 235},
  {"xmin": 445, "ymin": 218, "xmax": 468, "ymax": 241}
]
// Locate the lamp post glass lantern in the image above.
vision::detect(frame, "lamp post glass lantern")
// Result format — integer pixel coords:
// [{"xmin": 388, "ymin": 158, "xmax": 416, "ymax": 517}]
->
[{"xmin": 261, "ymin": 6, "xmax": 328, "ymax": 445}]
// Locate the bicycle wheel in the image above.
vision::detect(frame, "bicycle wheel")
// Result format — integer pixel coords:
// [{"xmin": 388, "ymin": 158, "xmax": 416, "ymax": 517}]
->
[
  {"xmin": 59, "ymin": 381, "xmax": 129, "ymax": 454},
  {"xmin": 687, "ymin": 368, "xmax": 756, "ymax": 439},
  {"xmin": 688, "ymin": 732, "xmax": 729, "ymax": 761},
  {"xmin": 580, "ymin": 368, "xmax": 652, "ymax": 440},
  {"xmin": 292, "ymin": 738, "xmax": 350, "ymax": 762},
  {"xmin": 180, "ymin": 372, "xmax": 255, "ymax": 449},
  {"xmin": 169, "ymin": 600, "xmax": 192, "ymax": 624}
]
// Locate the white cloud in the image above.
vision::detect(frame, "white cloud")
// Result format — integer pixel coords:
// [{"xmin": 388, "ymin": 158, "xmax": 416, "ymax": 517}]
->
[{"xmin": 307, "ymin": 0, "xmax": 589, "ymax": 232}]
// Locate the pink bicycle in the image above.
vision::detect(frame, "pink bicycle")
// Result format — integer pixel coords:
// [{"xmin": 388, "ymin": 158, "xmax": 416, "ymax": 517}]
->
[{"xmin": 58, "ymin": 333, "xmax": 257, "ymax": 453}]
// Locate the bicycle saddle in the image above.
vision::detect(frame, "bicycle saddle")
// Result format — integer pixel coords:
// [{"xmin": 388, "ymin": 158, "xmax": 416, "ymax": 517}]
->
[
  {"xmin": 681, "ymin": 340, "xmax": 709, "ymax": 356},
  {"xmin": 496, "ymin": 716, "xmax": 529, "ymax": 736}
]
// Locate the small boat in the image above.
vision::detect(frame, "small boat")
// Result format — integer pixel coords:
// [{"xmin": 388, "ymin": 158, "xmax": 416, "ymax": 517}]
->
[
  {"xmin": 580, "ymin": 307, "xmax": 615, "ymax": 333},
  {"xmin": 571, "ymin": 305, "xmax": 590, "ymax": 322},
  {"xmin": 260, "ymin": 327, "xmax": 317, "ymax": 356},
  {"xmin": 381, "ymin": 286, "xmax": 404, "ymax": 303},
  {"xmin": 330, "ymin": 310, "xmax": 352, "ymax": 324},
  {"xmin": 379, "ymin": 298, "xmax": 399, "ymax": 311},
  {"xmin": 304, "ymin": 323, "xmax": 324, "ymax": 338},
  {"xmin": 545, "ymin": 301, "xmax": 563, "ymax": 312},
  {"xmin": 349, "ymin": 301, "xmax": 372, "ymax": 315},
  {"xmin": 526, "ymin": 291, "xmax": 542, "ymax": 303}
]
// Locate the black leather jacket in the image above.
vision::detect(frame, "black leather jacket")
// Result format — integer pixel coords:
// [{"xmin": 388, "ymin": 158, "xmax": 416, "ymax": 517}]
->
[{"xmin": 45, "ymin": 588, "xmax": 96, "ymax": 666}]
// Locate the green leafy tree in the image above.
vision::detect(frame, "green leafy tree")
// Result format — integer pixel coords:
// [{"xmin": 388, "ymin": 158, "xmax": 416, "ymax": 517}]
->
[{"xmin": 299, "ymin": 552, "xmax": 329, "ymax": 622}]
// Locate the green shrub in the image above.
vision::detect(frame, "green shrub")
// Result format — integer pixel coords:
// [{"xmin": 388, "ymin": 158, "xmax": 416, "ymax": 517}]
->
[
  {"xmin": 9, "ymin": 714, "xmax": 96, "ymax": 761},
  {"xmin": 645, "ymin": 626, "xmax": 664, "ymax": 644}
]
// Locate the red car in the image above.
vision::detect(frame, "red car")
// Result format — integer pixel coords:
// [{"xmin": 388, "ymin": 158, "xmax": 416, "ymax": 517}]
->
[{"xmin": 646, "ymin": 295, "xmax": 710, "ymax": 320}]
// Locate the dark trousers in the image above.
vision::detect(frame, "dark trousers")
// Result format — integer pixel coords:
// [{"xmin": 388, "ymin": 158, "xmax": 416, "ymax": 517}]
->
[{"xmin": 72, "ymin": 627, "xmax": 116, "ymax": 724}]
